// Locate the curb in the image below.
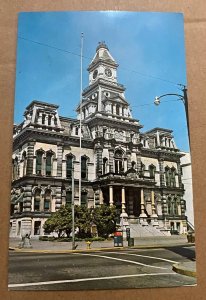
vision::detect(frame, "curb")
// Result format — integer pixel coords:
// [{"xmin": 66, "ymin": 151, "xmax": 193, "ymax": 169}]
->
[
  {"xmin": 9, "ymin": 243, "xmax": 195, "ymax": 254},
  {"xmin": 172, "ymin": 263, "xmax": 196, "ymax": 278}
]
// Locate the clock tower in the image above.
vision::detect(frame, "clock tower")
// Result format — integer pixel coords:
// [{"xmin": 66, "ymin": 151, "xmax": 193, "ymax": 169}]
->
[{"xmin": 88, "ymin": 41, "xmax": 118, "ymax": 85}]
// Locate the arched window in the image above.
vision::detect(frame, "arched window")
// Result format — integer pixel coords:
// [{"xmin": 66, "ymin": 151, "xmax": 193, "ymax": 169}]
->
[
  {"xmin": 103, "ymin": 157, "xmax": 108, "ymax": 174},
  {"xmin": 66, "ymin": 190, "xmax": 72, "ymax": 206},
  {"xmin": 22, "ymin": 151, "xmax": 27, "ymax": 176},
  {"xmin": 66, "ymin": 155, "xmax": 73, "ymax": 178},
  {"xmin": 140, "ymin": 163, "xmax": 145, "ymax": 177},
  {"xmin": 167, "ymin": 197, "xmax": 171, "ymax": 215},
  {"xmin": 165, "ymin": 167, "xmax": 170, "ymax": 186},
  {"xmin": 170, "ymin": 167, "xmax": 176, "ymax": 187},
  {"xmin": 81, "ymin": 156, "xmax": 88, "ymax": 179},
  {"xmin": 46, "ymin": 152, "xmax": 53, "ymax": 176},
  {"xmin": 114, "ymin": 149, "xmax": 124, "ymax": 174},
  {"xmin": 34, "ymin": 189, "xmax": 41, "ymax": 211},
  {"xmin": 149, "ymin": 164, "xmax": 156, "ymax": 178},
  {"xmin": 36, "ymin": 151, "xmax": 43, "ymax": 175},
  {"xmin": 44, "ymin": 190, "xmax": 51, "ymax": 211},
  {"xmin": 13, "ymin": 157, "xmax": 19, "ymax": 180},
  {"xmin": 10, "ymin": 204, "xmax": 15, "ymax": 216}
]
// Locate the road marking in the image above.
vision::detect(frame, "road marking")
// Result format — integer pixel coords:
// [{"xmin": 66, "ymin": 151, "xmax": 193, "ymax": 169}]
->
[
  {"xmin": 73, "ymin": 253, "xmax": 168, "ymax": 270},
  {"xmin": 8, "ymin": 272, "xmax": 175, "ymax": 288},
  {"xmin": 101, "ymin": 251, "xmax": 178, "ymax": 264}
]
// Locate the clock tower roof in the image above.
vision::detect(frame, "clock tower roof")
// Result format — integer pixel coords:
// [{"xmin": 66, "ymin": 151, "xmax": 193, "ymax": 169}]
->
[{"xmin": 88, "ymin": 41, "xmax": 118, "ymax": 71}]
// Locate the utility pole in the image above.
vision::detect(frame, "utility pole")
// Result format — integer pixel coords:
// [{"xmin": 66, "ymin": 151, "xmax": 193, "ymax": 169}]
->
[
  {"xmin": 71, "ymin": 165, "xmax": 75, "ymax": 250},
  {"xmin": 79, "ymin": 32, "xmax": 84, "ymax": 206}
]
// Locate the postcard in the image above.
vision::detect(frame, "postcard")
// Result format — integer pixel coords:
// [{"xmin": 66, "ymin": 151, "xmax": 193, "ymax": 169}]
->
[{"xmin": 8, "ymin": 11, "xmax": 196, "ymax": 291}]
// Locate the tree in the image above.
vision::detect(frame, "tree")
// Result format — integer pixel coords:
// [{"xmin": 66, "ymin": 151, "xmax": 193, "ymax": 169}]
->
[
  {"xmin": 43, "ymin": 205, "xmax": 72, "ymax": 238},
  {"xmin": 75, "ymin": 205, "xmax": 93, "ymax": 238},
  {"xmin": 92, "ymin": 205, "xmax": 118, "ymax": 238}
]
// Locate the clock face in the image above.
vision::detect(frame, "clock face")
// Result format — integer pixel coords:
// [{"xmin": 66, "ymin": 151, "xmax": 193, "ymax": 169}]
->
[
  {"xmin": 93, "ymin": 69, "xmax": 98, "ymax": 79},
  {"xmin": 105, "ymin": 68, "xmax": 112, "ymax": 77}
]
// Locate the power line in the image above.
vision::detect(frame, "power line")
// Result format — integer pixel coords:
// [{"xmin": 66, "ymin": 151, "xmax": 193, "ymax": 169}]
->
[{"xmin": 18, "ymin": 35, "xmax": 183, "ymax": 87}]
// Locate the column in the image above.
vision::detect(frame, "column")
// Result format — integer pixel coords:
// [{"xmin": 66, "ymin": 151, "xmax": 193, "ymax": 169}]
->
[
  {"xmin": 23, "ymin": 185, "xmax": 32, "ymax": 212},
  {"xmin": 121, "ymin": 187, "xmax": 126, "ymax": 213},
  {"xmin": 156, "ymin": 131, "xmax": 160, "ymax": 146},
  {"xmin": 95, "ymin": 143, "xmax": 103, "ymax": 176},
  {"xmin": 99, "ymin": 189, "xmax": 104, "ymax": 205},
  {"xmin": 55, "ymin": 186, "xmax": 62, "ymax": 210},
  {"xmin": 180, "ymin": 196, "xmax": 186, "ymax": 216},
  {"xmin": 108, "ymin": 148, "xmax": 114, "ymax": 173},
  {"xmin": 158, "ymin": 157, "xmax": 165, "ymax": 186},
  {"xmin": 136, "ymin": 152, "xmax": 141, "ymax": 174},
  {"xmin": 126, "ymin": 151, "xmax": 132, "ymax": 170},
  {"xmin": 177, "ymin": 160, "xmax": 182, "ymax": 188},
  {"xmin": 161, "ymin": 194, "xmax": 168, "ymax": 216},
  {"xmin": 26, "ymin": 141, "xmax": 35, "ymax": 175},
  {"xmin": 151, "ymin": 190, "xmax": 159, "ymax": 226},
  {"xmin": 37, "ymin": 112, "xmax": 42, "ymax": 125},
  {"xmin": 109, "ymin": 186, "xmax": 113, "ymax": 206},
  {"xmin": 57, "ymin": 143, "xmax": 63, "ymax": 177},
  {"xmin": 139, "ymin": 188, "xmax": 148, "ymax": 226}
]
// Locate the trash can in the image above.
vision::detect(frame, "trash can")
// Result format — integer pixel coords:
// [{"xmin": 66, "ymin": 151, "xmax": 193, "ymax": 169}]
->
[
  {"xmin": 126, "ymin": 227, "xmax": 130, "ymax": 241},
  {"xmin": 128, "ymin": 237, "xmax": 134, "ymax": 247},
  {"xmin": 187, "ymin": 233, "xmax": 192, "ymax": 243},
  {"xmin": 114, "ymin": 231, "xmax": 123, "ymax": 247}
]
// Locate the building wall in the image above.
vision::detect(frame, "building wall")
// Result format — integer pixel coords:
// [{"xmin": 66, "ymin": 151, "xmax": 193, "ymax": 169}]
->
[{"xmin": 181, "ymin": 152, "xmax": 194, "ymax": 227}]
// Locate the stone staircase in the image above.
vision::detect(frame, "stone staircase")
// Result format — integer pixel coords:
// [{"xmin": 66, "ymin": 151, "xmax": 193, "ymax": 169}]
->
[{"xmin": 129, "ymin": 223, "xmax": 170, "ymax": 238}]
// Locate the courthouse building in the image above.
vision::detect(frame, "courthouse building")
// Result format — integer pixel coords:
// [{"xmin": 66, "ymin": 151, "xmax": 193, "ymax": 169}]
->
[{"xmin": 10, "ymin": 42, "xmax": 188, "ymax": 237}]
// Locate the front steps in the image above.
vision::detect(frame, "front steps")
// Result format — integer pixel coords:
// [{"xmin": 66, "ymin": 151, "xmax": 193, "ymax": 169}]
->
[{"xmin": 129, "ymin": 223, "xmax": 170, "ymax": 237}]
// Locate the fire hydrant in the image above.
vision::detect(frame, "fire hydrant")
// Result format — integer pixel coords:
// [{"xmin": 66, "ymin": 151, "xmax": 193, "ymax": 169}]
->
[{"xmin": 86, "ymin": 241, "xmax": 92, "ymax": 249}]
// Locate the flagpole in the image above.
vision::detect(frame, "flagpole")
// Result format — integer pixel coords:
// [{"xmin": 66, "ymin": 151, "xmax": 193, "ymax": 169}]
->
[{"xmin": 79, "ymin": 32, "xmax": 84, "ymax": 206}]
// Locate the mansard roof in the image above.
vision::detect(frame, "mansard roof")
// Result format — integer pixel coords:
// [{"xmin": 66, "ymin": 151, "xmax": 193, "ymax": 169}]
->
[
  {"xmin": 26, "ymin": 100, "xmax": 59, "ymax": 110},
  {"xmin": 88, "ymin": 42, "xmax": 118, "ymax": 71},
  {"xmin": 145, "ymin": 127, "xmax": 173, "ymax": 134}
]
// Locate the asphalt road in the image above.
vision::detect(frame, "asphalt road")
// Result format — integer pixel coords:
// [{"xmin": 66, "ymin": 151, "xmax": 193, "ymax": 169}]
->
[{"xmin": 8, "ymin": 246, "xmax": 196, "ymax": 291}]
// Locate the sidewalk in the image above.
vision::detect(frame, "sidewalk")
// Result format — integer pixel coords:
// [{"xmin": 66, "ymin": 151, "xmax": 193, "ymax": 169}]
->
[{"xmin": 9, "ymin": 235, "xmax": 194, "ymax": 252}]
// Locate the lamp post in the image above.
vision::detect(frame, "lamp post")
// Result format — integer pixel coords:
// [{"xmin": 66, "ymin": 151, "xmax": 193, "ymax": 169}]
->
[{"xmin": 154, "ymin": 85, "xmax": 190, "ymax": 145}]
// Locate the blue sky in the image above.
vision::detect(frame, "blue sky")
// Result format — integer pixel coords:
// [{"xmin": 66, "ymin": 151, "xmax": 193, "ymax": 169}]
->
[{"xmin": 15, "ymin": 11, "xmax": 189, "ymax": 151}]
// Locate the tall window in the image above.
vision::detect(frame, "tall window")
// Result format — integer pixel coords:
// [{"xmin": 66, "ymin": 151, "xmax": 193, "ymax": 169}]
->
[
  {"xmin": 36, "ymin": 151, "xmax": 43, "ymax": 175},
  {"xmin": 48, "ymin": 115, "xmax": 52, "ymax": 126},
  {"xmin": 81, "ymin": 156, "xmax": 88, "ymax": 179},
  {"xmin": 140, "ymin": 163, "xmax": 145, "ymax": 177},
  {"xmin": 81, "ymin": 191, "xmax": 87, "ymax": 206},
  {"xmin": 116, "ymin": 104, "xmax": 120, "ymax": 115},
  {"xmin": 34, "ymin": 221, "xmax": 41, "ymax": 235},
  {"xmin": 13, "ymin": 157, "xmax": 19, "ymax": 180},
  {"xmin": 46, "ymin": 152, "xmax": 53, "ymax": 176},
  {"xmin": 42, "ymin": 114, "xmax": 45, "ymax": 125},
  {"xmin": 34, "ymin": 189, "xmax": 41, "ymax": 211},
  {"xmin": 103, "ymin": 157, "xmax": 108, "ymax": 174},
  {"xmin": 170, "ymin": 168, "xmax": 176, "ymax": 187},
  {"xmin": 114, "ymin": 149, "xmax": 124, "ymax": 174},
  {"xmin": 165, "ymin": 167, "xmax": 170, "ymax": 186},
  {"xmin": 66, "ymin": 191, "xmax": 72, "ymax": 206},
  {"xmin": 44, "ymin": 190, "xmax": 51, "ymax": 211},
  {"xmin": 66, "ymin": 155, "xmax": 73, "ymax": 178},
  {"xmin": 22, "ymin": 151, "xmax": 27, "ymax": 176},
  {"xmin": 149, "ymin": 164, "xmax": 156, "ymax": 178}
]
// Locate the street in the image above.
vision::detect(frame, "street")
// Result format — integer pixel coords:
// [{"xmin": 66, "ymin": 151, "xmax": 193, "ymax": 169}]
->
[{"xmin": 8, "ymin": 246, "xmax": 196, "ymax": 290}]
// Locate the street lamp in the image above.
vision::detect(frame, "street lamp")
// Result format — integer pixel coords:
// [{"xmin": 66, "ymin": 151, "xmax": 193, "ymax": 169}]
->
[{"xmin": 154, "ymin": 85, "xmax": 190, "ymax": 145}]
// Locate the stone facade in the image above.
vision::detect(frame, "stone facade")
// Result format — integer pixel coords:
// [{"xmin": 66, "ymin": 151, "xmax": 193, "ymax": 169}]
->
[{"xmin": 10, "ymin": 42, "xmax": 188, "ymax": 237}]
